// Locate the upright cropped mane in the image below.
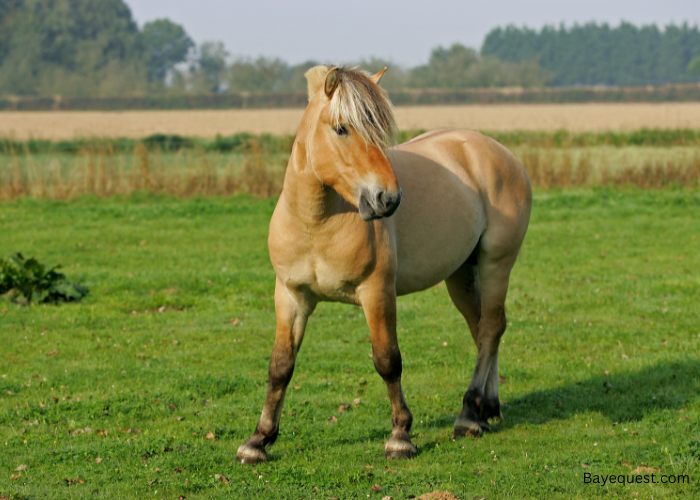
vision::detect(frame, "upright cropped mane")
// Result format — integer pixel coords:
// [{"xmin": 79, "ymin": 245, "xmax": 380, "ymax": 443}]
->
[{"xmin": 328, "ymin": 67, "xmax": 398, "ymax": 149}]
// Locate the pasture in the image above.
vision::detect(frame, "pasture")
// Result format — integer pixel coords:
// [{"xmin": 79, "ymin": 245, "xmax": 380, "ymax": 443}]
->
[
  {"xmin": 1, "ymin": 189, "xmax": 698, "ymax": 499},
  {"xmin": 3, "ymin": 103, "xmax": 700, "ymax": 140}
]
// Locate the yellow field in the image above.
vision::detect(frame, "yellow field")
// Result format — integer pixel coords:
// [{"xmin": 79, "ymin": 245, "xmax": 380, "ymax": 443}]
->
[{"xmin": 3, "ymin": 103, "xmax": 700, "ymax": 139}]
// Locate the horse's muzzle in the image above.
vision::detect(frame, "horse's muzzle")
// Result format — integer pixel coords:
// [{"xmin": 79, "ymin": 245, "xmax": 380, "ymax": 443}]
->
[{"xmin": 359, "ymin": 188, "xmax": 402, "ymax": 221}]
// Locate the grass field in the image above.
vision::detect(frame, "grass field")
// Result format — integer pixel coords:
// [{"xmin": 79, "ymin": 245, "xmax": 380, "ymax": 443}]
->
[
  {"xmin": 2, "ymin": 130, "xmax": 700, "ymax": 201},
  {"xmin": 1, "ymin": 189, "xmax": 699, "ymax": 499},
  {"xmin": 4, "ymin": 103, "xmax": 700, "ymax": 140}
]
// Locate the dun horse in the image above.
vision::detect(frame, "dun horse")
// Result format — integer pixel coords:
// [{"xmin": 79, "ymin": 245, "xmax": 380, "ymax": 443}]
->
[{"xmin": 236, "ymin": 66, "xmax": 532, "ymax": 464}]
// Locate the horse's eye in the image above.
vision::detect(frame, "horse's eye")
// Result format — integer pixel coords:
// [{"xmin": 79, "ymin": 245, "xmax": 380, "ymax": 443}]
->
[{"xmin": 334, "ymin": 125, "xmax": 348, "ymax": 136}]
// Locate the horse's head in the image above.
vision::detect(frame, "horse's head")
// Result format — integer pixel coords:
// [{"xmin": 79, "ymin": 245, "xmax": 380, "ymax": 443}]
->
[{"xmin": 303, "ymin": 66, "xmax": 401, "ymax": 221}]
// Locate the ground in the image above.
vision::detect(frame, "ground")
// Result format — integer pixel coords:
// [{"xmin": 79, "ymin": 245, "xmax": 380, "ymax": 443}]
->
[{"xmin": 0, "ymin": 189, "xmax": 698, "ymax": 499}]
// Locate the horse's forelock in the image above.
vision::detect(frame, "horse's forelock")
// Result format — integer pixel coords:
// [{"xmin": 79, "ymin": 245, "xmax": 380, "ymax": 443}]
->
[{"xmin": 329, "ymin": 68, "xmax": 398, "ymax": 149}]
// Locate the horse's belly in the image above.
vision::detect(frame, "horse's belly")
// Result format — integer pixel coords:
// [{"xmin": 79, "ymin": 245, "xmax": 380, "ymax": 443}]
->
[
  {"xmin": 391, "ymin": 159, "xmax": 485, "ymax": 296},
  {"xmin": 394, "ymin": 223, "xmax": 480, "ymax": 296}
]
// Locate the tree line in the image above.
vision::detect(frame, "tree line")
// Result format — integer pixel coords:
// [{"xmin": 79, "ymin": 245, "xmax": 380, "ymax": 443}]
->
[
  {"xmin": 1, "ymin": 0, "xmax": 699, "ymax": 97},
  {"xmin": 0, "ymin": 0, "xmax": 549, "ymax": 97},
  {"xmin": 482, "ymin": 22, "xmax": 700, "ymax": 86}
]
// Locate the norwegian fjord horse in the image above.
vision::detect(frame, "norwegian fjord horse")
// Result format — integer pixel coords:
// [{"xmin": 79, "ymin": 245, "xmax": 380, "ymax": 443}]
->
[{"xmin": 236, "ymin": 66, "xmax": 532, "ymax": 463}]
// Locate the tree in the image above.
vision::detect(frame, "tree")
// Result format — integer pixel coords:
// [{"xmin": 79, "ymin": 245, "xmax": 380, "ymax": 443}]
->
[
  {"xmin": 407, "ymin": 43, "xmax": 549, "ymax": 89},
  {"xmin": 189, "ymin": 41, "xmax": 229, "ymax": 92},
  {"xmin": 0, "ymin": 0, "xmax": 147, "ymax": 96},
  {"xmin": 228, "ymin": 57, "xmax": 288, "ymax": 92},
  {"xmin": 410, "ymin": 44, "xmax": 479, "ymax": 88},
  {"xmin": 141, "ymin": 19, "xmax": 194, "ymax": 84},
  {"xmin": 0, "ymin": 0, "xmax": 24, "ymax": 65},
  {"xmin": 689, "ymin": 56, "xmax": 700, "ymax": 75},
  {"xmin": 482, "ymin": 22, "xmax": 700, "ymax": 86}
]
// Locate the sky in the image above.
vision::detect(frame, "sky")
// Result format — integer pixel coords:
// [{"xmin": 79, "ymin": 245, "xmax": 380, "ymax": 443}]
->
[{"xmin": 126, "ymin": 0, "xmax": 700, "ymax": 67}]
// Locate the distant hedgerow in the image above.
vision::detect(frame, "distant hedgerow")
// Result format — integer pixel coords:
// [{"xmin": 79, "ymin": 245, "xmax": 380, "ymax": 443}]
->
[{"xmin": 0, "ymin": 253, "xmax": 88, "ymax": 305}]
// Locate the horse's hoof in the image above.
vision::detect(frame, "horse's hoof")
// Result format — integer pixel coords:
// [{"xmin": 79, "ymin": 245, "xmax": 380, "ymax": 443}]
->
[
  {"xmin": 235, "ymin": 443, "xmax": 268, "ymax": 465},
  {"xmin": 385, "ymin": 448, "xmax": 417, "ymax": 460},
  {"xmin": 384, "ymin": 439, "xmax": 418, "ymax": 459},
  {"xmin": 452, "ymin": 420, "xmax": 483, "ymax": 440}
]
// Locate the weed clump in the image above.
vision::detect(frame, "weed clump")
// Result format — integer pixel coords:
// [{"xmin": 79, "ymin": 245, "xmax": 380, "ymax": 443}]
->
[{"xmin": 0, "ymin": 253, "xmax": 88, "ymax": 305}]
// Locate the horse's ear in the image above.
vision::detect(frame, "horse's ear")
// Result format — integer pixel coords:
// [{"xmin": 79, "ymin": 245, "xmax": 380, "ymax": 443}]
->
[
  {"xmin": 324, "ymin": 67, "xmax": 340, "ymax": 98},
  {"xmin": 370, "ymin": 67, "xmax": 388, "ymax": 85},
  {"xmin": 305, "ymin": 65, "xmax": 329, "ymax": 101}
]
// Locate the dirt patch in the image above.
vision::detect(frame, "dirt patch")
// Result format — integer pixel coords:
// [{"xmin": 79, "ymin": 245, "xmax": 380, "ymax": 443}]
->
[{"xmin": 418, "ymin": 491, "xmax": 462, "ymax": 500}]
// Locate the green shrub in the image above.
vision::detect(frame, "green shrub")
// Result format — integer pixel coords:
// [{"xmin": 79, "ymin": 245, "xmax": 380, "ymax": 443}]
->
[{"xmin": 0, "ymin": 253, "xmax": 88, "ymax": 305}]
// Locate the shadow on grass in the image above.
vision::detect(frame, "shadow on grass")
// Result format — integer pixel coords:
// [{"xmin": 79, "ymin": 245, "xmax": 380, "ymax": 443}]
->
[
  {"xmin": 501, "ymin": 358, "xmax": 700, "ymax": 428},
  {"xmin": 270, "ymin": 359, "xmax": 700, "ymax": 453}
]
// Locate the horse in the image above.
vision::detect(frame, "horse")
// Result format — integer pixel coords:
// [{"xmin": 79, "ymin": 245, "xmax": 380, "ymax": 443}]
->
[{"xmin": 236, "ymin": 65, "xmax": 532, "ymax": 464}]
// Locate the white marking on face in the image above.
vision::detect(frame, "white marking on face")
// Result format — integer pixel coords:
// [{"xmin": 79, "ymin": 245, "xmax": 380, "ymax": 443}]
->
[{"xmin": 356, "ymin": 173, "xmax": 382, "ymax": 203}]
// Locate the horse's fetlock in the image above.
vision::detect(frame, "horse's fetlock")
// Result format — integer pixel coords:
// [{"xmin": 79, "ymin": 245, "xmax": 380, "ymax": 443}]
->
[
  {"xmin": 482, "ymin": 397, "xmax": 503, "ymax": 422},
  {"xmin": 464, "ymin": 387, "xmax": 484, "ymax": 412},
  {"xmin": 390, "ymin": 428, "xmax": 411, "ymax": 442},
  {"xmin": 391, "ymin": 412, "xmax": 413, "ymax": 432},
  {"xmin": 254, "ymin": 421, "xmax": 279, "ymax": 446}
]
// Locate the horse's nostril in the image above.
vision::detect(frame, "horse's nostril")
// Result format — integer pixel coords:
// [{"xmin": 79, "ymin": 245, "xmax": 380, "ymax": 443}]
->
[
  {"xmin": 375, "ymin": 190, "xmax": 385, "ymax": 207},
  {"xmin": 361, "ymin": 188, "xmax": 400, "ymax": 220}
]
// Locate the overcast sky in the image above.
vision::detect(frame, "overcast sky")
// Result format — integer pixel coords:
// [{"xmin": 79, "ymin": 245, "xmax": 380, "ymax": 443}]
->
[{"xmin": 126, "ymin": 0, "xmax": 700, "ymax": 67}]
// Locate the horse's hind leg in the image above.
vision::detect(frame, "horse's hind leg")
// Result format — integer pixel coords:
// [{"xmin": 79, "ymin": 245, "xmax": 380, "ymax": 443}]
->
[
  {"xmin": 445, "ymin": 255, "xmax": 481, "ymax": 344},
  {"xmin": 450, "ymin": 251, "xmax": 517, "ymax": 439}
]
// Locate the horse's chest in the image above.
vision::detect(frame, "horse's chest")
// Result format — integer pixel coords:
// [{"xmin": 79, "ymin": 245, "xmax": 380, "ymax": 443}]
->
[{"xmin": 270, "ymin": 228, "xmax": 376, "ymax": 304}]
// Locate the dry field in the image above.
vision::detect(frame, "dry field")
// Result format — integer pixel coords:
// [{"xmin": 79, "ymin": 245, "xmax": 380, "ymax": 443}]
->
[
  {"xmin": 3, "ymin": 103, "xmax": 700, "ymax": 140},
  {"xmin": 2, "ymin": 144, "xmax": 699, "ymax": 201}
]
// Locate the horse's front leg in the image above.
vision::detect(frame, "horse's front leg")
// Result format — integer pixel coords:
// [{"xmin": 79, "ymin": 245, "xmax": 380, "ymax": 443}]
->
[
  {"xmin": 236, "ymin": 279, "xmax": 314, "ymax": 464},
  {"xmin": 361, "ymin": 287, "xmax": 417, "ymax": 459}
]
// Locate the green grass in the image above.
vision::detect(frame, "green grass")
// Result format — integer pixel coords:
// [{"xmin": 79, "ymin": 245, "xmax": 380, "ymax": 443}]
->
[
  {"xmin": 4, "ymin": 128, "xmax": 700, "ymax": 156},
  {"xmin": 0, "ymin": 189, "xmax": 699, "ymax": 499}
]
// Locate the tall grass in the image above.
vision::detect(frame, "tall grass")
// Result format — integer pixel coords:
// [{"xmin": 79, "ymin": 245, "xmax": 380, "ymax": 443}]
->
[
  {"xmin": 1, "ymin": 139, "xmax": 699, "ymax": 201},
  {"xmin": 518, "ymin": 147, "xmax": 700, "ymax": 188},
  {"xmin": 0, "ymin": 143, "xmax": 284, "ymax": 201}
]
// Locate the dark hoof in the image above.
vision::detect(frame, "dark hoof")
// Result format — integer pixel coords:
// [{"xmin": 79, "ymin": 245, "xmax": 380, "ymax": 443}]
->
[
  {"xmin": 235, "ymin": 443, "xmax": 268, "ymax": 465},
  {"xmin": 385, "ymin": 448, "xmax": 417, "ymax": 460},
  {"xmin": 452, "ymin": 420, "xmax": 483, "ymax": 440}
]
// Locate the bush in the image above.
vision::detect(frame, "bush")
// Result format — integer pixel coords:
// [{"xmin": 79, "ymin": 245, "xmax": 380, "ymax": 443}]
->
[{"xmin": 0, "ymin": 253, "xmax": 88, "ymax": 305}]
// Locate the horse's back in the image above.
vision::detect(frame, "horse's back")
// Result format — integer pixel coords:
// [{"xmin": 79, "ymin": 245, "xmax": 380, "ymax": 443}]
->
[
  {"xmin": 397, "ymin": 129, "xmax": 531, "ymax": 214},
  {"xmin": 387, "ymin": 130, "xmax": 532, "ymax": 295}
]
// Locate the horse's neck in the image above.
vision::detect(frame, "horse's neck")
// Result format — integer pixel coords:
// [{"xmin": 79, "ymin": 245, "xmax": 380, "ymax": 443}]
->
[{"xmin": 282, "ymin": 139, "xmax": 341, "ymax": 224}]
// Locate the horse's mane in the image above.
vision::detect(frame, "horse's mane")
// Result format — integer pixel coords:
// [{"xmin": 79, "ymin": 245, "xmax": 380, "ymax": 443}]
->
[{"xmin": 309, "ymin": 66, "xmax": 398, "ymax": 149}]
